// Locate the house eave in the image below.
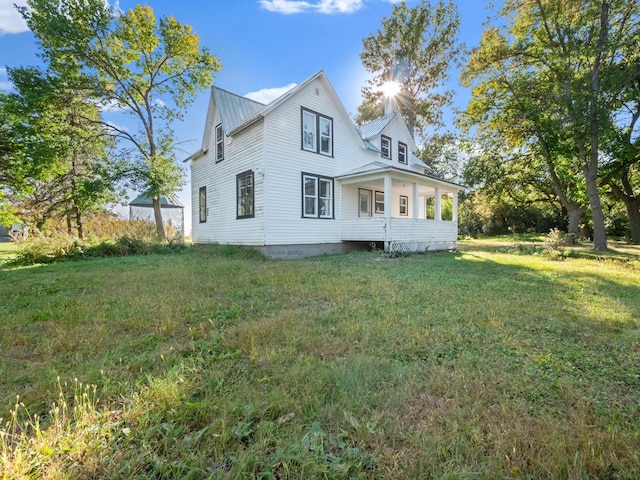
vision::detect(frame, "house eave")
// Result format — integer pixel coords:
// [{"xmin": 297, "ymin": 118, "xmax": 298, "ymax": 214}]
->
[
  {"xmin": 183, "ymin": 148, "xmax": 207, "ymax": 163},
  {"xmin": 336, "ymin": 164, "xmax": 465, "ymax": 190}
]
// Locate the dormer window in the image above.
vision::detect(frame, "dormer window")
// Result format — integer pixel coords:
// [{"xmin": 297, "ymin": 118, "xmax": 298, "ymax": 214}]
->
[
  {"xmin": 215, "ymin": 124, "xmax": 224, "ymax": 162},
  {"xmin": 302, "ymin": 108, "xmax": 333, "ymax": 156},
  {"xmin": 398, "ymin": 142, "xmax": 407, "ymax": 164},
  {"xmin": 381, "ymin": 135, "xmax": 391, "ymax": 159}
]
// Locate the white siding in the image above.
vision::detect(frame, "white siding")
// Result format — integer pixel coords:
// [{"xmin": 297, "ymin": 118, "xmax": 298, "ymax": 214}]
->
[
  {"xmin": 191, "ymin": 108, "xmax": 265, "ymax": 245},
  {"xmin": 262, "ymin": 77, "xmax": 368, "ymax": 245}
]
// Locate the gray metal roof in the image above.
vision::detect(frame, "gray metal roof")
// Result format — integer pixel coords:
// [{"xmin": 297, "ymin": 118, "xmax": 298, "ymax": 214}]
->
[
  {"xmin": 213, "ymin": 87, "xmax": 265, "ymax": 133},
  {"xmin": 129, "ymin": 193, "xmax": 185, "ymax": 209},
  {"xmin": 357, "ymin": 112, "xmax": 397, "ymax": 140},
  {"xmin": 336, "ymin": 161, "xmax": 464, "ymax": 189}
]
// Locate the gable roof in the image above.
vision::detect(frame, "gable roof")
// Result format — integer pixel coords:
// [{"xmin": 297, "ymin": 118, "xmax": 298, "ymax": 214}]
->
[
  {"xmin": 357, "ymin": 112, "xmax": 397, "ymax": 140},
  {"xmin": 213, "ymin": 87, "xmax": 265, "ymax": 133},
  {"xmin": 225, "ymin": 71, "xmax": 367, "ymax": 154},
  {"xmin": 129, "ymin": 192, "xmax": 185, "ymax": 209}
]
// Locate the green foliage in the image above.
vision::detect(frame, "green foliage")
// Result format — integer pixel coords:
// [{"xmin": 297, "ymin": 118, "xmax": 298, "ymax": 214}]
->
[
  {"xmin": 358, "ymin": 0, "xmax": 463, "ymax": 140},
  {"xmin": 85, "ymin": 4, "xmax": 221, "ymax": 240},
  {"xmin": 8, "ymin": 226, "xmax": 186, "ymax": 266},
  {"xmin": 461, "ymin": 0, "xmax": 640, "ymax": 250},
  {"xmin": 17, "ymin": 1, "xmax": 221, "ymax": 242}
]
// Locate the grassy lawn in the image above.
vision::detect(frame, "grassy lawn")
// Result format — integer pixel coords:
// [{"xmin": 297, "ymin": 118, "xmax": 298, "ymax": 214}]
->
[
  {"xmin": 1, "ymin": 245, "xmax": 639, "ymax": 478},
  {"xmin": 0, "ymin": 242, "xmax": 18, "ymax": 262}
]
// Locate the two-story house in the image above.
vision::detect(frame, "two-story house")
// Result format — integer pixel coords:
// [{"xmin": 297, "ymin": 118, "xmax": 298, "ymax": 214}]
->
[{"xmin": 187, "ymin": 70, "xmax": 462, "ymax": 259}]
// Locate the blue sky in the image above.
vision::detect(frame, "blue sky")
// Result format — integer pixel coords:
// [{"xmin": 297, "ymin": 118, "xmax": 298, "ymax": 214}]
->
[{"xmin": 0, "ymin": 0, "xmax": 490, "ymax": 232}]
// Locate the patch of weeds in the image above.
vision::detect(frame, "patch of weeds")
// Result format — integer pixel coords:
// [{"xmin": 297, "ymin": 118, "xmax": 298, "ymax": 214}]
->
[
  {"xmin": 508, "ymin": 242, "xmax": 542, "ymax": 256},
  {"xmin": 9, "ymin": 235, "xmax": 189, "ymax": 266},
  {"xmin": 543, "ymin": 228, "xmax": 574, "ymax": 260},
  {"xmin": 259, "ymin": 422, "xmax": 380, "ymax": 479}
]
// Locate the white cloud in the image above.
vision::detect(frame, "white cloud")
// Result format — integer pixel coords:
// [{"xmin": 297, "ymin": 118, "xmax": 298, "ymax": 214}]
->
[
  {"xmin": 0, "ymin": 0, "xmax": 29, "ymax": 35},
  {"xmin": 245, "ymin": 83, "xmax": 297, "ymax": 104},
  {"xmin": 259, "ymin": 0, "xmax": 364, "ymax": 14}
]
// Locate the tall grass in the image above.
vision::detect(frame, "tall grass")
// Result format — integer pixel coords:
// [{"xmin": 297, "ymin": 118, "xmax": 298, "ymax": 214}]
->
[{"xmin": 1, "ymin": 245, "xmax": 639, "ymax": 478}]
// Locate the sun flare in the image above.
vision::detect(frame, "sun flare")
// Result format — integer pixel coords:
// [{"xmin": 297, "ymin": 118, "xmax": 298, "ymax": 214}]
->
[{"xmin": 380, "ymin": 80, "xmax": 401, "ymax": 98}]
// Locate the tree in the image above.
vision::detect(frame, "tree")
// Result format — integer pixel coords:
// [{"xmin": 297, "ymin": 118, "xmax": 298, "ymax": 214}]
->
[
  {"xmin": 599, "ymin": 53, "xmax": 640, "ymax": 243},
  {"xmin": 462, "ymin": 0, "xmax": 640, "ymax": 250},
  {"xmin": 460, "ymin": 47, "xmax": 589, "ymax": 237},
  {"xmin": 1, "ymin": 67, "xmax": 117, "ymax": 236},
  {"xmin": 21, "ymin": 1, "xmax": 221, "ymax": 241},
  {"xmin": 358, "ymin": 0, "xmax": 463, "ymax": 142}
]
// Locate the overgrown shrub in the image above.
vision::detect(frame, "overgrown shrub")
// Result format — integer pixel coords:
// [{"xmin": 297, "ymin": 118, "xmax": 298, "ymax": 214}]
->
[
  {"xmin": 9, "ymin": 233, "xmax": 187, "ymax": 266},
  {"xmin": 543, "ymin": 228, "xmax": 575, "ymax": 260}
]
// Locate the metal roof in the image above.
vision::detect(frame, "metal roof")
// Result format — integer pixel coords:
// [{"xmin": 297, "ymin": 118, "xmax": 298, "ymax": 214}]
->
[
  {"xmin": 357, "ymin": 112, "xmax": 397, "ymax": 140},
  {"xmin": 129, "ymin": 193, "xmax": 185, "ymax": 209},
  {"xmin": 336, "ymin": 162, "xmax": 465, "ymax": 189},
  {"xmin": 213, "ymin": 87, "xmax": 265, "ymax": 133}
]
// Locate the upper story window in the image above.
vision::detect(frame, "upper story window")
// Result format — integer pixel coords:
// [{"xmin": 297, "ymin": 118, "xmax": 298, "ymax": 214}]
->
[
  {"xmin": 199, "ymin": 186, "xmax": 207, "ymax": 223},
  {"xmin": 302, "ymin": 173, "xmax": 333, "ymax": 218},
  {"xmin": 301, "ymin": 108, "xmax": 333, "ymax": 156},
  {"xmin": 398, "ymin": 142, "xmax": 407, "ymax": 164},
  {"xmin": 381, "ymin": 135, "xmax": 391, "ymax": 159},
  {"xmin": 215, "ymin": 124, "xmax": 224, "ymax": 162},
  {"xmin": 237, "ymin": 170, "xmax": 254, "ymax": 219}
]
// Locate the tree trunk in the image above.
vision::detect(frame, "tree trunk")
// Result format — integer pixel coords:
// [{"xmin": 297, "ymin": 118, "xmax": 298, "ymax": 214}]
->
[
  {"xmin": 566, "ymin": 203, "xmax": 586, "ymax": 239},
  {"xmin": 74, "ymin": 206, "xmax": 84, "ymax": 239},
  {"xmin": 66, "ymin": 213, "xmax": 72, "ymax": 236},
  {"xmin": 585, "ymin": 163, "xmax": 607, "ymax": 250},
  {"xmin": 152, "ymin": 197, "xmax": 167, "ymax": 242},
  {"xmin": 627, "ymin": 198, "xmax": 640, "ymax": 244},
  {"xmin": 611, "ymin": 186, "xmax": 640, "ymax": 244}
]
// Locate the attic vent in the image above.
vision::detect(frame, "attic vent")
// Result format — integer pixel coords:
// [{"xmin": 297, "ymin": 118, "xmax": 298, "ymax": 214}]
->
[{"xmin": 315, "ymin": 87, "xmax": 320, "ymax": 96}]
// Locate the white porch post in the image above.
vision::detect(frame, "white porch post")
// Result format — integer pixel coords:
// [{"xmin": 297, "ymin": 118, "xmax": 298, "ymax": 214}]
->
[
  {"xmin": 384, "ymin": 175, "xmax": 392, "ymax": 251},
  {"xmin": 412, "ymin": 182, "xmax": 420, "ymax": 219},
  {"xmin": 452, "ymin": 191, "xmax": 458, "ymax": 222},
  {"xmin": 434, "ymin": 187, "xmax": 441, "ymax": 221}
]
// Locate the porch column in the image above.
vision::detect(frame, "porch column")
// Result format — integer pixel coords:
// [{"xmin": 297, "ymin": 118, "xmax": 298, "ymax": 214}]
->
[
  {"xmin": 412, "ymin": 182, "xmax": 420, "ymax": 219},
  {"xmin": 384, "ymin": 175, "xmax": 392, "ymax": 251},
  {"xmin": 434, "ymin": 187, "xmax": 441, "ymax": 221},
  {"xmin": 452, "ymin": 191, "xmax": 458, "ymax": 222}
]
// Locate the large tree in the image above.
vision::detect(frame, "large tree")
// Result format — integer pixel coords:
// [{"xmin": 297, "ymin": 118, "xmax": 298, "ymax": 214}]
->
[
  {"xmin": 460, "ymin": 45, "xmax": 589, "ymax": 237},
  {"xmin": 462, "ymin": 0, "xmax": 640, "ymax": 250},
  {"xmin": 21, "ymin": 0, "xmax": 221, "ymax": 241},
  {"xmin": 1, "ymin": 68, "xmax": 117, "ymax": 236},
  {"xmin": 357, "ymin": 0, "xmax": 463, "ymax": 142}
]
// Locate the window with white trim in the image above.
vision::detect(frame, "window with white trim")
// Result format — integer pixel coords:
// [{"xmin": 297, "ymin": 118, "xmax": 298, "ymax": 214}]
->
[
  {"xmin": 381, "ymin": 135, "xmax": 391, "ymax": 159},
  {"xmin": 359, "ymin": 189, "xmax": 372, "ymax": 217},
  {"xmin": 302, "ymin": 173, "xmax": 333, "ymax": 218},
  {"xmin": 301, "ymin": 108, "xmax": 333, "ymax": 156},
  {"xmin": 400, "ymin": 195, "xmax": 408, "ymax": 216},
  {"xmin": 215, "ymin": 124, "xmax": 224, "ymax": 162},
  {"xmin": 199, "ymin": 186, "xmax": 207, "ymax": 223},
  {"xmin": 375, "ymin": 191, "xmax": 385, "ymax": 214},
  {"xmin": 237, "ymin": 170, "xmax": 254, "ymax": 218},
  {"xmin": 398, "ymin": 142, "xmax": 407, "ymax": 164}
]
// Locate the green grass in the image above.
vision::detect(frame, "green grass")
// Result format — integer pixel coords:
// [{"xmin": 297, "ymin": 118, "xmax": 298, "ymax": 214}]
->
[
  {"xmin": 0, "ymin": 242, "xmax": 18, "ymax": 261},
  {"xmin": 1, "ymin": 244, "xmax": 639, "ymax": 479}
]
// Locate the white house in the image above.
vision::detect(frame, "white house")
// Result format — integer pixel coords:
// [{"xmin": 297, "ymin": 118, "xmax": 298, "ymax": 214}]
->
[{"xmin": 187, "ymin": 70, "xmax": 463, "ymax": 259}]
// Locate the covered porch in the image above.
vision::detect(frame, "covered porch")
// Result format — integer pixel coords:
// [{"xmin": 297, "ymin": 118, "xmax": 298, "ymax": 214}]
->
[{"xmin": 337, "ymin": 164, "xmax": 462, "ymax": 253}]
